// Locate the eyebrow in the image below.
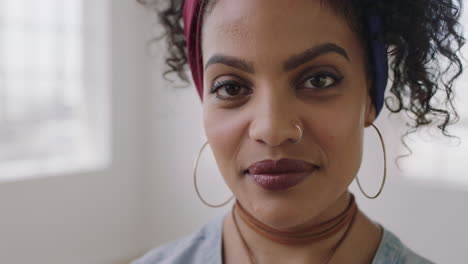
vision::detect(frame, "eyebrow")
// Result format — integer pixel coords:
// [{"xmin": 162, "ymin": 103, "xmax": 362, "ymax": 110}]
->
[
  {"xmin": 284, "ymin": 43, "xmax": 349, "ymax": 71},
  {"xmin": 204, "ymin": 54, "xmax": 255, "ymax": 73},
  {"xmin": 204, "ymin": 43, "xmax": 349, "ymax": 74}
]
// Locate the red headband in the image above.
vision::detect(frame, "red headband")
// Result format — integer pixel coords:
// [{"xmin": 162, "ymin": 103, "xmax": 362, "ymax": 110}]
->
[{"xmin": 183, "ymin": 0, "xmax": 205, "ymax": 101}]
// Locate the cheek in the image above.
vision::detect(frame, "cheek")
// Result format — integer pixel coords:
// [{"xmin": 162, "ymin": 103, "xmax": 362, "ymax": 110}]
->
[
  {"xmin": 202, "ymin": 106, "xmax": 248, "ymax": 180},
  {"xmin": 315, "ymin": 100, "xmax": 365, "ymax": 180}
]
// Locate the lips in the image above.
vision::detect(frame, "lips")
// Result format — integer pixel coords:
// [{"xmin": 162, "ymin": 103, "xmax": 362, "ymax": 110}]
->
[{"xmin": 245, "ymin": 159, "xmax": 318, "ymax": 191}]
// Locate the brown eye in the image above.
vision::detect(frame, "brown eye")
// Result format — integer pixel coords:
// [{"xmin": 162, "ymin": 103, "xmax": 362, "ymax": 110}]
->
[
  {"xmin": 300, "ymin": 73, "xmax": 343, "ymax": 90},
  {"xmin": 223, "ymin": 84, "xmax": 242, "ymax": 96},
  {"xmin": 210, "ymin": 80, "xmax": 251, "ymax": 99}
]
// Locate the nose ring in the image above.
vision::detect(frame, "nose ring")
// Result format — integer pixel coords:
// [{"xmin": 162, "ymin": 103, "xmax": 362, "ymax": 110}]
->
[{"xmin": 292, "ymin": 124, "xmax": 303, "ymax": 144}]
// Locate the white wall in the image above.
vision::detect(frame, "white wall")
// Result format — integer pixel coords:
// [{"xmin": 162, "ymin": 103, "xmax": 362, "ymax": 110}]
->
[{"xmin": 0, "ymin": 1, "xmax": 154, "ymax": 263}]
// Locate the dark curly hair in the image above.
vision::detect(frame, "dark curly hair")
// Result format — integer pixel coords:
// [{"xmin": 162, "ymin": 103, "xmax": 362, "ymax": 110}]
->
[{"xmin": 138, "ymin": 0, "xmax": 465, "ymax": 157}]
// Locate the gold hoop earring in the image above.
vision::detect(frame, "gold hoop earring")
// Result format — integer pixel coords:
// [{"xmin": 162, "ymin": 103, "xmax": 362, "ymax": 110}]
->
[
  {"xmin": 193, "ymin": 141, "xmax": 234, "ymax": 208},
  {"xmin": 355, "ymin": 123, "xmax": 387, "ymax": 199}
]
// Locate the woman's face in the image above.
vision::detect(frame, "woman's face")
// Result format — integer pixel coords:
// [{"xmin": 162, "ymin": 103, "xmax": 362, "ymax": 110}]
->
[{"xmin": 202, "ymin": 0, "xmax": 375, "ymax": 229}]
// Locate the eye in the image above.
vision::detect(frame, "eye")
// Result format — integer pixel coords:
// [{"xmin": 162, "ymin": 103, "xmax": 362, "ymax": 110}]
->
[
  {"xmin": 209, "ymin": 80, "xmax": 252, "ymax": 100},
  {"xmin": 300, "ymin": 72, "xmax": 343, "ymax": 90}
]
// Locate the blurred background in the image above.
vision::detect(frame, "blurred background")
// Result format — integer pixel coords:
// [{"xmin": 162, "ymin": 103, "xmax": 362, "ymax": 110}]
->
[{"xmin": 0, "ymin": 0, "xmax": 467, "ymax": 263}]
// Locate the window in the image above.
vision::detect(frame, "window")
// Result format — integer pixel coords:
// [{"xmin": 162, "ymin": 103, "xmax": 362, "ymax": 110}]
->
[{"xmin": 0, "ymin": 0, "xmax": 110, "ymax": 182}]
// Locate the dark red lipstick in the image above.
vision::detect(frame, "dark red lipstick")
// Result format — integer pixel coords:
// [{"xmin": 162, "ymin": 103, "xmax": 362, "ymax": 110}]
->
[{"xmin": 246, "ymin": 159, "xmax": 318, "ymax": 191}]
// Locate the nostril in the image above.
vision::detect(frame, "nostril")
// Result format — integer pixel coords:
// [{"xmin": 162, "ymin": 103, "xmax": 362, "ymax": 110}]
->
[{"xmin": 248, "ymin": 118, "xmax": 303, "ymax": 147}]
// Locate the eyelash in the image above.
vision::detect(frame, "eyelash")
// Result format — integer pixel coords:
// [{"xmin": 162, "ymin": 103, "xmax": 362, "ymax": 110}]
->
[
  {"xmin": 209, "ymin": 80, "xmax": 251, "ymax": 99},
  {"xmin": 209, "ymin": 71, "xmax": 343, "ymax": 100},
  {"xmin": 298, "ymin": 72, "xmax": 344, "ymax": 90}
]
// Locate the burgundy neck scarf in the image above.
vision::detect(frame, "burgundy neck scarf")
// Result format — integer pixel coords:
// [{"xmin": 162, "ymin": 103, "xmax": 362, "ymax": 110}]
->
[{"xmin": 182, "ymin": 0, "xmax": 388, "ymax": 117}]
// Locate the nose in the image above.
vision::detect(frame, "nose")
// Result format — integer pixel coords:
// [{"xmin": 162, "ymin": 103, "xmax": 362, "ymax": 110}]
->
[{"xmin": 248, "ymin": 91, "xmax": 302, "ymax": 147}]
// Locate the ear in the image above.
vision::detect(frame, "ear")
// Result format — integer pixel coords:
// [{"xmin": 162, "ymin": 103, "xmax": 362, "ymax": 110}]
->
[{"xmin": 364, "ymin": 78, "xmax": 376, "ymax": 128}]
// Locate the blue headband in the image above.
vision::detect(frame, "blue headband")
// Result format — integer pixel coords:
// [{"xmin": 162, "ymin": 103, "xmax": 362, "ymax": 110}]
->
[{"xmin": 366, "ymin": 8, "xmax": 388, "ymax": 118}]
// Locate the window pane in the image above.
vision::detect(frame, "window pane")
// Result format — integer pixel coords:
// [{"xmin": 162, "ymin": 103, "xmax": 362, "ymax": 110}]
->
[{"xmin": 0, "ymin": 0, "xmax": 109, "ymax": 182}]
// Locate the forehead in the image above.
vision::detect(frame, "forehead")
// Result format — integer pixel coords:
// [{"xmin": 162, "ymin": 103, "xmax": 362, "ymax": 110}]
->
[{"xmin": 201, "ymin": 0, "xmax": 363, "ymax": 65}]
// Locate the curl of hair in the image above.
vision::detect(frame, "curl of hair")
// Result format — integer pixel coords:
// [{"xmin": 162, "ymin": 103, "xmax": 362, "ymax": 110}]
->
[
  {"xmin": 138, "ymin": 0, "xmax": 466, "ymax": 152},
  {"xmin": 137, "ymin": 0, "xmax": 189, "ymax": 82}
]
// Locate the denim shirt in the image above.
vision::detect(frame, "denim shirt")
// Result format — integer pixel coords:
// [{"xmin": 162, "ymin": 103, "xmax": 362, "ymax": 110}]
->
[{"xmin": 132, "ymin": 214, "xmax": 434, "ymax": 264}]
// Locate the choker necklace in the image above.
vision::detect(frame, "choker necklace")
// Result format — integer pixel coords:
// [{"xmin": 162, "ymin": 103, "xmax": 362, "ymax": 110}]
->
[{"xmin": 231, "ymin": 195, "xmax": 358, "ymax": 264}]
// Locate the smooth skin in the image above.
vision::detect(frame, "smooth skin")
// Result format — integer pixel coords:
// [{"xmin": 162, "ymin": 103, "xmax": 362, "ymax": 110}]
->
[{"xmin": 202, "ymin": 0, "xmax": 382, "ymax": 263}]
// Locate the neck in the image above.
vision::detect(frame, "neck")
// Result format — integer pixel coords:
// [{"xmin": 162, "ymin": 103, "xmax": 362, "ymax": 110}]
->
[
  {"xmin": 222, "ymin": 192, "xmax": 382, "ymax": 264},
  {"xmin": 234, "ymin": 193, "xmax": 357, "ymax": 245}
]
